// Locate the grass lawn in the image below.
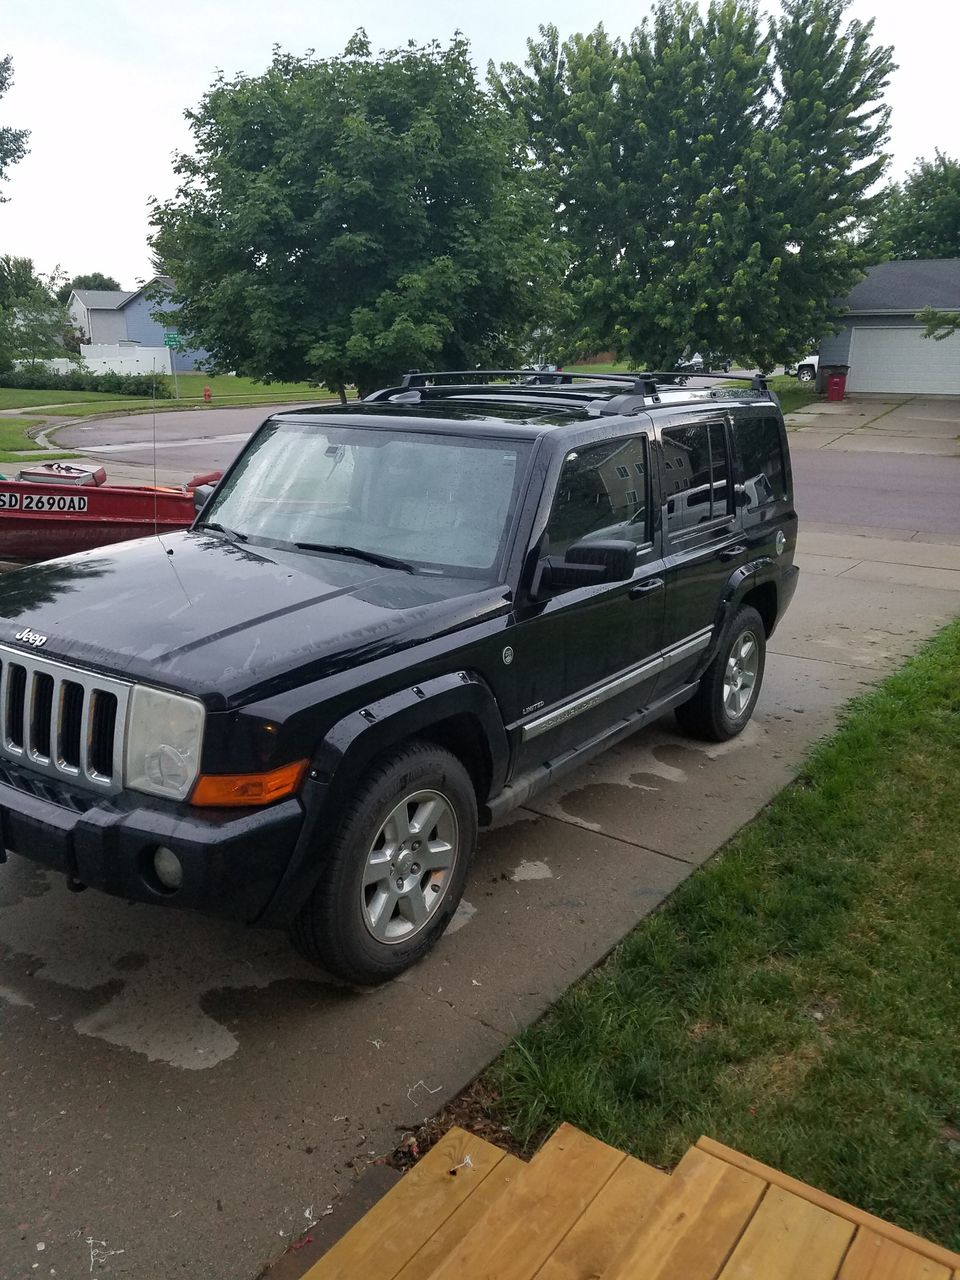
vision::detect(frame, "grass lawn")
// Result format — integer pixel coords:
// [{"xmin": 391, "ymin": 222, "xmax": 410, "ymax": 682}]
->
[
  {"xmin": 0, "ymin": 388, "xmax": 115, "ymax": 410},
  {"xmin": 0, "ymin": 418, "xmax": 76, "ymax": 464},
  {"xmin": 0, "ymin": 376, "xmax": 335, "ymax": 419},
  {"xmin": 482, "ymin": 620, "xmax": 960, "ymax": 1249}
]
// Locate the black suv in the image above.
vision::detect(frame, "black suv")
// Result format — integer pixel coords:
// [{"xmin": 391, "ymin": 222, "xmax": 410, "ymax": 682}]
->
[{"xmin": 0, "ymin": 371, "xmax": 797, "ymax": 983}]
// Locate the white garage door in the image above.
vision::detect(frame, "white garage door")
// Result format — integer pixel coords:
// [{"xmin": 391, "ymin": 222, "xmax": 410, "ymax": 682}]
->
[{"xmin": 847, "ymin": 325, "xmax": 960, "ymax": 394}]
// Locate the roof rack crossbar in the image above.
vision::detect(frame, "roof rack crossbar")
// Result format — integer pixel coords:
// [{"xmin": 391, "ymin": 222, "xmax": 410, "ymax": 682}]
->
[{"xmin": 364, "ymin": 368, "xmax": 775, "ymax": 409}]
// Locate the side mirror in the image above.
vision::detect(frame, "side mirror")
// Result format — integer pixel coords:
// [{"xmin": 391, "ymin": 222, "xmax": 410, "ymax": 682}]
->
[
  {"xmin": 538, "ymin": 539, "xmax": 637, "ymax": 594},
  {"xmin": 193, "ymin": 483, "xmax": 215, "ymax": 514}
]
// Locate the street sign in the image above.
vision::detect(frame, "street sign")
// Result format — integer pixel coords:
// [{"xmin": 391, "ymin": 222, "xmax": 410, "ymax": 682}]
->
[{"xmin": 163, "ymin": 333, "xmax": 183, "ymax": 349}]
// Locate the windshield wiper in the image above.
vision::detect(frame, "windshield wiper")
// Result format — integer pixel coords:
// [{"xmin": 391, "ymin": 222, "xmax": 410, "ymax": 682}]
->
[
  {"xmin": 293, "ymin": 542, "xmax": 416, "ymax": 573},
  {"xmin": 200, "ymin": 521, "xmax": 247, "ymax": 542}
]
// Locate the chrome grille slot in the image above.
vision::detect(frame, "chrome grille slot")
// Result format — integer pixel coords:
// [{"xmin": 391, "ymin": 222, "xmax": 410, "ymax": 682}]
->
[
  {"xmin": 0, "ymin": 645, "xmax": 130, "ymax": 794},
  {"xmin": 59, "ymin": 681, "xmax": 84, "ymax": 770},
  {"xmin": 90, "ymin": 691, "xmax": 118, "ymax": 780},
  {"xmin": 5, "ymin": 664, "xmax": 26, "ymax": 750},
  {"xmin": 30, "ymin": 672, "xmax": 54, "ymax": 761}
]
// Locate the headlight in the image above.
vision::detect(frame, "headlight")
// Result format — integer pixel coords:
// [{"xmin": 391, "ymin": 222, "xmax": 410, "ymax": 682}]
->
[{"xmin": 124, "ymin": 686, "xmax": 205, "ymax": 802}]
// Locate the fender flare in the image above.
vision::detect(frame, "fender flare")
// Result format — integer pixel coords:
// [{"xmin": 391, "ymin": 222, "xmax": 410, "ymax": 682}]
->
[
  {"xmin": 257, "ymin": 670, "xmax": 508, "ymax": 926},
  {"xmin": 711, "ymin": 558, "xmax": 778, "ymax": 649}
]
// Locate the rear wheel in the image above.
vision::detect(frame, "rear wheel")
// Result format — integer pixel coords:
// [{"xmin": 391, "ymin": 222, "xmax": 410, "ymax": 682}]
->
[
  {"xmin": 289, "ymin": 742, "xmax": 477, "ymax": 984},
  {"xmin": 796, "ymin": 364, "xmax": 816, "ymax": 382},
  {"xmin": 675, "ymin": 605, "xmax": 766, "ymax": 742}
]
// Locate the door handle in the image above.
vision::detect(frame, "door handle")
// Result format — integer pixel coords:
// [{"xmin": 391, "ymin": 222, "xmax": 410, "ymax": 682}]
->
[
  {"xmin": 719, "ymin": 545, "xmax": 748, "ymax": 562},
  {"xmin": 629, "ymin": 578, "xmax": 665, "ymax": 598}
]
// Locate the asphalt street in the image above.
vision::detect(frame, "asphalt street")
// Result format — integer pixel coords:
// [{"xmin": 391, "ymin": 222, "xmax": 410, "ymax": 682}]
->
[{"xmin": 1, "ymin": 396, "xmax": 959, "ymax": 1279}]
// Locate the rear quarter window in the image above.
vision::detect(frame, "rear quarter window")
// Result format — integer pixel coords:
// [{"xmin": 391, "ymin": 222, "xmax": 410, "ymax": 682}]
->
[{"xmin": 736, "ymin": 416, "xmax": 787, "ymax": 510}]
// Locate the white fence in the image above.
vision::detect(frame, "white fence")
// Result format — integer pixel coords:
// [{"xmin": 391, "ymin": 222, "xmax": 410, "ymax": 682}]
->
[{"xmin": 16, "ymin": 345, "xmax": 174, "ymax": 377}]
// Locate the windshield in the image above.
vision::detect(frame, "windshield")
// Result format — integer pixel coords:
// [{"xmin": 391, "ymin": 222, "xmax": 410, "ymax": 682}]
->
[{"xmin": 202, "ymin": 420, "xmax": 530, "ymax": 576}]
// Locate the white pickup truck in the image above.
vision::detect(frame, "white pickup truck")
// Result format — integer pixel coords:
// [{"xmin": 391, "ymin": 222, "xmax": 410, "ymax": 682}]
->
[{"xmin": 785, "ymin": 354, "xmax": 819, "ymax": 382}]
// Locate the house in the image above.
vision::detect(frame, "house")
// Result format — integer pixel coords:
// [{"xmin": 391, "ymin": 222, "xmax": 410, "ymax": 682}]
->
[
  {"xmin": 66, "ymin": 276, "xmax": 207, "ymax": 373},
  {"xmin": 820, "ymin": 259, "xmax": 960, "ymax": 394}
]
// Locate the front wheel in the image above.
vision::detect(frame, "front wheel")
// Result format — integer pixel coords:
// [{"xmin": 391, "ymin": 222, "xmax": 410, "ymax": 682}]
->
[
  {"xmin": 289, "ymin": 742, "xmax": 477, "ymax": 984},
  {"xmin": 796, "ymin": 364, "xmax": 816, "ymax": 383},
  {"xmin": 675, "ymin": 605, "xmax": 766, "ymax": 742}
]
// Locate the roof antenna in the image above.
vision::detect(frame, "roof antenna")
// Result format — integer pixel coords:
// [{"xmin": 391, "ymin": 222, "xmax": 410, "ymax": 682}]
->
[{"xmin": 153, "ymin": 356, "xmax": 160, "ymax": 543}]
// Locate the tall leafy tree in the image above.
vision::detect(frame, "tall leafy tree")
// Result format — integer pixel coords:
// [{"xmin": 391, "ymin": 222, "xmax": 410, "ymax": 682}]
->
[
  {"xmin": 56, "ymin": 272, "xmax": 123, "ymax": 304},
  {"xmin": 0, "ymin": 254, "xmax": 42, "ymax": 308},
  {"xmin": 150, "ymin": 33, "xmax": 559, "ymax": 396},
  {"xmin": 869, "ymin": 152, "xmax": 960, "ymax": 261},
  {"xmin": 493, "ymin": 0, "xmax": 894, "ymax": 369},
  {"xmin": 0, "ymin": 55, "xmax": 28, "ymax": 200}
]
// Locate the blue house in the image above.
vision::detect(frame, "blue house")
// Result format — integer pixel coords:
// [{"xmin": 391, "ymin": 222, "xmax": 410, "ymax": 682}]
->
[{"xmin": 67, "ymin": 276, "xmax": 208, "ymax": 372}]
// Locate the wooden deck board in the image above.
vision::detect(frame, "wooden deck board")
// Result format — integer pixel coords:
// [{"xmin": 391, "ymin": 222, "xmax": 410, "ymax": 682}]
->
[
  {"xmin": 602, "ymin": 1146, "xmax": 765, "ymax": 1280},
  {"xmin": 838, "ymin": 1229, "xmax": 953, "ymax": 1280},
  {"xmin": 300, "ymin": 1128, "xmax": 507, "ymax": 1280},
  {"xmin": 718, "ymin": 1184, "xmax": 854, "ymax": 1280},
  {"xmin": 424, "ymin": 1123, "xmax": 625, "ymax": 1280},
  {"xmin": 696, "ymin": 1137, "xmax": 960, "ymax": 1271},
  {"xmin": 532, "ymin": 1154, "xmax": 668, "ymax": 1280},
  {"xmin": 392, "ymin": 1153, "xmax": 524, "ymax": 1280}
]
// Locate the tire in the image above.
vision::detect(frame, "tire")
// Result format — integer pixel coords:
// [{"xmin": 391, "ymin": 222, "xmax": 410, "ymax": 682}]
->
[
  {"xmin": 796, "ymin": 364, "xmax": 816, "ymax": 383},
  {"xmin": 289, "ymin": 742, "xmax": 477, "ymax": 985},
  {"xmin": 675, "ymin": 605, "xmax": 766, "ymax": 742}
]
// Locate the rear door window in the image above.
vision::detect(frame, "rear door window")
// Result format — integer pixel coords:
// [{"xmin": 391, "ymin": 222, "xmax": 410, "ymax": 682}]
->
[{"xmin": 662, "ymin": 421, "xmax": 733, "ymax": 536}]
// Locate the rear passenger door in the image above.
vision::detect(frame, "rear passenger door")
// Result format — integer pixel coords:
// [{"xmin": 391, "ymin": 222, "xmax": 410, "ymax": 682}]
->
[
  {"xmin": 657, "ymin": 414, "xmax": 743, "ymax": 688},
  {"xmin": 510, "ymin": 431, "xmax": 666, "ymax": 773}
]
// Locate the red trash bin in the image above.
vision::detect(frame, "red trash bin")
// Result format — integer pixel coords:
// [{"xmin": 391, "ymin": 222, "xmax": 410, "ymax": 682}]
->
[{"xmin": 826, "ymin": 371, "xmax": 847, "ymax": 402}]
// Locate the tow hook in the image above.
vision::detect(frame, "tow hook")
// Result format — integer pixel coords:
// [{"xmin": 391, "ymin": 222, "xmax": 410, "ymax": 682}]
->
[{"xmin": 66, "ymin": 877, "xmax": 87, "ymax": 894}]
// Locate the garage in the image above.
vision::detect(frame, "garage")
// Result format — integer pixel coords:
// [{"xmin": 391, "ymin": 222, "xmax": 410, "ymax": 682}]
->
[
  {"xmin": 818, "ymin": 259, "xmax": 960, "ymax": 396},
  {"xmin": 847, "ymin": 325, "xmax": 960, "ymax": 394}
]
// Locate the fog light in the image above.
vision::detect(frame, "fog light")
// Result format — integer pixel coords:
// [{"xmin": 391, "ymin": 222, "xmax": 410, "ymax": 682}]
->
[{"xmin": 153, "ymin": 846, "xmax": 183, "ymax": 890}]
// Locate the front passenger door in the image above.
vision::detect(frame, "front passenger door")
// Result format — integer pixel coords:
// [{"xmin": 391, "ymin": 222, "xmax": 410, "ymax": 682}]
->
[{"xmin": 511, "ymin": 432, "xmax": 666, "ymax": 774}]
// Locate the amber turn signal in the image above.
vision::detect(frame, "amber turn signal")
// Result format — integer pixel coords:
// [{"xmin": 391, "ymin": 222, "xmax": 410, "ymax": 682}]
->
[{"xmin": 190, "ymin": 759, "xmax": 309, "ymax": 807}]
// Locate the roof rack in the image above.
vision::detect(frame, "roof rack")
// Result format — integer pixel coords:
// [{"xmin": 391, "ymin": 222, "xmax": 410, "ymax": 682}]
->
[{"xmin": 365, "ymin": 368, "xmax": 770, "ymax": 415}]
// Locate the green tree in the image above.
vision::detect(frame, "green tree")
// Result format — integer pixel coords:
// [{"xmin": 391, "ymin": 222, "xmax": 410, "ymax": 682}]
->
[
  {"xmin": 869, "ymin": 152, "xmax": 960, "ymax": 261},
  {"xmin": 0, "ymin": 55, "xmax": 28, "ymax": 200},
  {"xmin": 493, "ymin": 0, "xmax": 894, "ymax": 369},
  {"xmin": 55, "ymin": 271, "xmax": 123, "ymax": 304},
  {"xmin": 0, "ymin": 254, "xmax": 42, "ymax": 307},
  {"xmin": 918, "ymin": 307, "xmax": 960, "ymax": 340},
  {"xmin": 2, "ymin": 285, "xmax": 77, "ymax": 367},
  {"xmin": 150, "ymin": 33, "xmax": 559, "ymax": 397}
]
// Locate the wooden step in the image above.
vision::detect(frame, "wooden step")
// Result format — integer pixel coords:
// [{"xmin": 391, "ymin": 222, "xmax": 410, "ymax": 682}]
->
[
  {"xmin": 534, "ymin": 1152, "xmax": 668, "ymax": 1280},
  {"xmin": 838, "ymin": 1228, "xmax": 954, "ymax": 1280},
  {"xmin": 601, "ymin": 1146, "xmax": 765, "ymax": 1280},
  {"xmin": 300, "ymin": 1127, "xmax": 512, "ymax": 1280},
  {"xmin": 696, "ymin": 1137, "xmax": 960, "ymax": 1272},
  {"xmin": 423, "ymin": 1123, "xmax": 626, "ymax": 1280},
  {"xmin": 720, "ymin": 1183, "xmax": 855, "ymax": 1279}
]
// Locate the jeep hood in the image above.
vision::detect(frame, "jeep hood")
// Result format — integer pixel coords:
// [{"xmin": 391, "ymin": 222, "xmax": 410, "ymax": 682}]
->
[{"xmin": 0, "ymin": 532, "xmax": 510, "ymax": 704}]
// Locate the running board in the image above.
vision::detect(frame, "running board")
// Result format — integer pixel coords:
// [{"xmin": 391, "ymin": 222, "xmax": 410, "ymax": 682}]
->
[{"xmin": 481, "ymin": 683, "xmax": 698, "ymax": 824}]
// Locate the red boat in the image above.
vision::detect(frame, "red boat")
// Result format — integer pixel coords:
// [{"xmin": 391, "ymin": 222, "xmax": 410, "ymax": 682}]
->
[{"xmin": 0, "ymin": 463, "xmax": 221, "ymax": 562}]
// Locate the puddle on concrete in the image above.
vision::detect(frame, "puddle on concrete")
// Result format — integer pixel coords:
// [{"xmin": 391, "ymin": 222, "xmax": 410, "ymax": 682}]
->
[
  {"xmin": 510, "ymin": 859, "xmax": 553, "ymax": 882},
  {"xmin": 0, "ymin": 861, "xmax": 331, "ymax": 1070}
]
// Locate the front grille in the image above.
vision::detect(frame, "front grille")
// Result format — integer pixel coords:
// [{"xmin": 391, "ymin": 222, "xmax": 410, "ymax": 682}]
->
[{"xmin": 0, "ymin": 645, "xmax": 131, "ymax": 793}]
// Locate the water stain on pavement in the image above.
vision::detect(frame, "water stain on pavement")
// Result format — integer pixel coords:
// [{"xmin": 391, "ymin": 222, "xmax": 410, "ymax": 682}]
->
[{"xmin": 0, "ymin": 859, "xmax": 332, "ymax": 1070}]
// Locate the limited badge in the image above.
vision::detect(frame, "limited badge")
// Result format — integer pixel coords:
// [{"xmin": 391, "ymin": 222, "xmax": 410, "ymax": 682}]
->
[{"xmin": 502, "ymin": 646, "xmax": 514, "ymax": 665}]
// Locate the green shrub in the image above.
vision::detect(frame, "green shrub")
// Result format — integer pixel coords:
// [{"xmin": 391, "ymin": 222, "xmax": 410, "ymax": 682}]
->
[{"xmin": 0, "ymin": 367, "xmax": 172, "ymax": 398}]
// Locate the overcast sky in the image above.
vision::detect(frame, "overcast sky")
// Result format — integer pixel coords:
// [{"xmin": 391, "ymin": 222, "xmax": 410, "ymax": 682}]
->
[{"xmin": 1, "ymin": 0, "xmax": 957, "ymax": 287}]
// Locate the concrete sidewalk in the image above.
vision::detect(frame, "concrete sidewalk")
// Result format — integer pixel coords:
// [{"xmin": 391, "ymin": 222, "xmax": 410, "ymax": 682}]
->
[{"xmin": 785, "ymin": 394, "xmax": 960, "ymax": 455}]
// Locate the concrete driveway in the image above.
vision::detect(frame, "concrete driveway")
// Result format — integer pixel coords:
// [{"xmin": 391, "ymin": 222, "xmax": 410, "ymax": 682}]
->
[{"xmin": 1, "ymin": 401, "xmax": 959, "ymax": 1280}]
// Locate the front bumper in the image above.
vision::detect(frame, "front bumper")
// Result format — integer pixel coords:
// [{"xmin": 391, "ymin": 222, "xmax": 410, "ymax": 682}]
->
[{"xmin": 0, "ymin": 762, "xmax": 305, "ymax": 923}]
